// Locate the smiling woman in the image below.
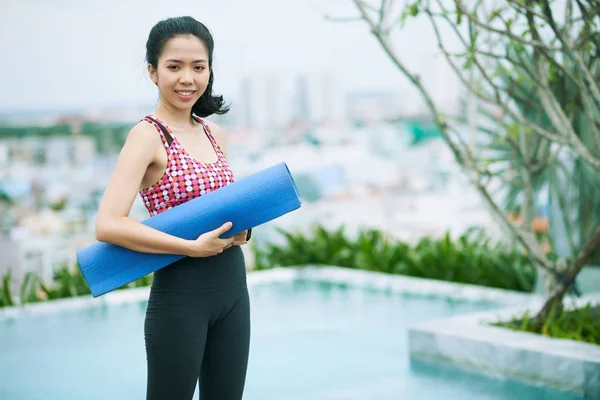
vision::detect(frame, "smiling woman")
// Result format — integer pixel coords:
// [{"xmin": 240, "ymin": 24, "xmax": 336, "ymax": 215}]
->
[
  {"xmin": 93, "ymin": 16, "xmax": 252, "ymax": 400},
  {"xmin": 146, "ymin": 27, "xmax": 229, "ymax": 118}
]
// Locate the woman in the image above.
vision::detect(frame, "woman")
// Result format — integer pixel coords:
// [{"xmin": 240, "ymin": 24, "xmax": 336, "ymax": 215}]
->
[{"xmin": 95, "ymin": 16, "xmax": 251, "ymax": 400}]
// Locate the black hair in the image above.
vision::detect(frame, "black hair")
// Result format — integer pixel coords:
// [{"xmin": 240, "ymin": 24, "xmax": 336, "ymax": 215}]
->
[{"xmin": 146, "ymin": 16, "xmax": 230, "ymax": 118}]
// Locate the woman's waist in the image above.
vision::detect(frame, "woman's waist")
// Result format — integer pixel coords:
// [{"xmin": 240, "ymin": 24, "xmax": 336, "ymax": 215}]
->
[{"xmin": 152, "ymin": 245, "xmax": 247, "ymax": 291}]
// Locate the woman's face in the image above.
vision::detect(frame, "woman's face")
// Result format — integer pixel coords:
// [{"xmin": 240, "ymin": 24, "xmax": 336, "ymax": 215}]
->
[{"xmin": 148, "ymin": 35, "xmax": 211, "ymax": 112}]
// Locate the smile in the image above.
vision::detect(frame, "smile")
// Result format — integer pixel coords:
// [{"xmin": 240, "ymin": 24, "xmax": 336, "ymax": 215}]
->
[{"xmin": 175, "ymin": 90, "xmax": 197, "ymax": 101}]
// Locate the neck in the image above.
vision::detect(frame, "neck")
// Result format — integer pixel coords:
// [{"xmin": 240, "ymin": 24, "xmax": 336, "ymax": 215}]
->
[{"xmin": 153, "ymin": 103, "xmax": 196, "ymax": 128}]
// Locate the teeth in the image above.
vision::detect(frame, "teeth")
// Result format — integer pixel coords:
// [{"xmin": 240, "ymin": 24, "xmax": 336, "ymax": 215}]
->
[{"xmin": 177, "ymin": 91, "xmax": 194, "ymax": 96}]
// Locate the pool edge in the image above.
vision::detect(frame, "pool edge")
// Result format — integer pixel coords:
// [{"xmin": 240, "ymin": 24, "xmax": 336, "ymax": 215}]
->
[{"xmin": 408, "ymin": 292, "xmax": 600, "ymax": 399}]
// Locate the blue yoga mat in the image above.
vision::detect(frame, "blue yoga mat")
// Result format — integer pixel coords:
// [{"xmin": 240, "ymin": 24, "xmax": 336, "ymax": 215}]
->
[{"xmin": 77, "ymin": 162, "xmax": 301, "ymax": 297}]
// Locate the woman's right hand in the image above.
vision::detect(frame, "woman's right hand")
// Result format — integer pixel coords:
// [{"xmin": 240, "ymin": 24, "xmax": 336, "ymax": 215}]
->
[{"xmin": 185, "ymin": 222, "xmax": 236, "ymax": 257}]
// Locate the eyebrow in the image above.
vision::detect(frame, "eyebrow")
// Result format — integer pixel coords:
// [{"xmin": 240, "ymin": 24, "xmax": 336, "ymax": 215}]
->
[{"xmin": 166, "ymin": 58, "xmax": 207, "ymax": 63}]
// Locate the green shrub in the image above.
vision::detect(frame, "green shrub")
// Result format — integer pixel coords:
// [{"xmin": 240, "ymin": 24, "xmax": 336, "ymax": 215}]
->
[
  {"xmin": 0, "ymin": 266, "xmax": 154, "ymax": 307},
  {"xmin": 254, "ymin": 225, "xmax": 537, "ymax": 292},
  {"xmin": 494, "ymin": 302, "xmax": 600, "ymax": 345},
  {"xmin": 1, "ymin": 269, "xmax": 14, "ymax": 308}
]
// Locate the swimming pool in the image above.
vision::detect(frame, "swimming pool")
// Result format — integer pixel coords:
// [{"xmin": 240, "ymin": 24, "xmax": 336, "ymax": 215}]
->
[{"xmin": 0, "ymin": 279, "xmax": 584, "ymax": 399}]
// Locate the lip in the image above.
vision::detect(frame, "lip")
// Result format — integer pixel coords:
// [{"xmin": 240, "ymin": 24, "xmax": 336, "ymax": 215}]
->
[{"xmin": 174, "ymin": 90, "xmax": 196, "ymax": 101}]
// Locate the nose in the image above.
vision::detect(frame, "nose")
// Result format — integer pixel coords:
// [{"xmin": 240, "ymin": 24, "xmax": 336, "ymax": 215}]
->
[{"xmin": 179, "ymin": 69, "xmax": 193, "ymax": 85}]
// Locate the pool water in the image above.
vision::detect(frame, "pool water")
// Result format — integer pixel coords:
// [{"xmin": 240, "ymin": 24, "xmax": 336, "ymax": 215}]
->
[{"xmin": 0, "ymin": 280, "xmax": 584, "ymax": 400}]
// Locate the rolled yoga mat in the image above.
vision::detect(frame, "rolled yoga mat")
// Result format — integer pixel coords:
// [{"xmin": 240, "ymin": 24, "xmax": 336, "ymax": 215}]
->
[{"xmin": 77, "ymin": 162, "xmax": 302, "ymax": 297}]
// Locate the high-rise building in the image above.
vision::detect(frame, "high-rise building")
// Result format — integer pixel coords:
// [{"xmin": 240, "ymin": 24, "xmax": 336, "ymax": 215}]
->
[{"xmin": 236, "ymin": 73, "xmax": 346, "ymax": 129}]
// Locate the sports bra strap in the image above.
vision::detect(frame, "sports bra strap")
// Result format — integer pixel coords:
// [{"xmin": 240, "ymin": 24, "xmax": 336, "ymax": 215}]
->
[{"xmin": 144, "ymin": 115, "xmax": 174, "ymax": 147}]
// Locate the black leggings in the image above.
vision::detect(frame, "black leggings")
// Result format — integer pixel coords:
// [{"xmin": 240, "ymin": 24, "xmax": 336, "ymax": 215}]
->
[{"xmin": 144, "ymin": 246, "xmax": 250, "ymax": 400}]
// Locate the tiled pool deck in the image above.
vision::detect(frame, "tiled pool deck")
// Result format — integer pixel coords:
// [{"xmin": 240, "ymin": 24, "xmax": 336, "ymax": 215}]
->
[{"xmin": 1, "ymin": 265, "xmax": 598, "ymax": 398}]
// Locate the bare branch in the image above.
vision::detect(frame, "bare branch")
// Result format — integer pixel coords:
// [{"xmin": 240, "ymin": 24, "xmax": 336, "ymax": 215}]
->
[
  {"xmin": 378, "ymin": 0, "xmax": 387, "ymax": 30},
  {"xmin": 519, "ymin": 129, "xmax": 535, "ymax": 227},
  {"xmin": 357, "ymin": 0, "xmax": 380, "ymax": 15},
  {"xmin": 565, "ymin": 0, "xmax": 573, "ymax": 33},
  {"xmin": 470, "ymin": 167, "xmax": 554, "ymax": 272},
  {"xmin": 453, "ymin": 0, "xmax": 563, "ymax": 51},
  {"xmin": 526, "ymin": 7, "xmax": 600, "ymax": 170},
  {"xmin": 575, "ymin": 0, "xmax": 600, "ymax": 51},
  {"xmin": 520, "ymin": 48, "xmax": 590, "ymax": 109},
  {"xmin": 441, "ymin": 46, "xmax": 545, "ymax": 112},
  {"xmin": 570, "ymin": 225, "xmax": 600, "ymax": 279},
  {"xmin": 425, "ymin": 7, "xmax": 570, "ymax": 147},
  {"xmin": 506, "ymin": 0, "xmax": 553, "ymax": 23},
  {"xmin": 429, "ymin": 1, "xmax": 572, "ymax": 140},
  {"xmin": 539, "ymin": 0, "xmax": 600, "ymax": 109},
  {"xmin": 351, "ymin": 0, "xmax": 557, "ymax": 273},
  {"xmin": 543, "ymin": 224, "xmax": 600, "ymax": 308}
]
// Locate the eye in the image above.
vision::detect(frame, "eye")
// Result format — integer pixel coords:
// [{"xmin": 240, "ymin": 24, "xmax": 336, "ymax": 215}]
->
[
  {"xmin": 168, "ymin": 66, "xmax": 180, "ymax": 70},
  {"xmin": 195, "ymin": 66, "xmax": 205, "ymax": 71}
]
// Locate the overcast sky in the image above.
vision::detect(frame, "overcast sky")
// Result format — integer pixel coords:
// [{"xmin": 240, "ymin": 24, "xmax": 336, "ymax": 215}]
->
[{"xmin": 0, "ymin": 0, "xmax": 460, "ymax": 114}]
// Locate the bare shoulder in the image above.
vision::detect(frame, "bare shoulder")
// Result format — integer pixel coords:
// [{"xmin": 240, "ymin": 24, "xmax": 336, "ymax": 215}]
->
[
  {"xmin": 202, "ymin": 119, "xmax": 225, "ymax": 143},
  {"xmin": 127, "ymin": 120, "xmax": 162, "ymax": 146},
  {"xmin": 115, "ymin": 120, "xmax": 164, "ymax": 169},
  {"xmin": 202, "ymin": 118, "xmax": 228, "ymax": 155}
]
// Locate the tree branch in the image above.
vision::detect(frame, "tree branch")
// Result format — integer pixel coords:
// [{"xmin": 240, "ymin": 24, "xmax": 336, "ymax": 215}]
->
[
  {"xmin": 425, "ymin": 7, "xmax": 571, "ymax": 148},
  {"xmin": 525, "ymin": 7, "xmax": 600, "ymax": 171},
  {"xmin": 519, "ymin": 128, "xmax": 535, "ymax": 229},
  {"xmin": 357, "ymin": 0, "xmax": 380, "ymax": 15},
  {"xmin": 539, "ymin": 0, "xmax": 600, "ymax": 109},
  {"xmin": 429, "ymin": 1, "xmax": 577, "ymax": 149},
  {"xmin": 351, "ymin": 0, "xmax": 557, "ymax": 274},
  {"xmin": 575, "ymin": 0, "xmax": 600, "ymax": 51},
  {"xmin": 442, "ymin": 45, "xmax": 545, "ymax": 111},
  {"xmin": 568, "ymin": 225, "xmax": 600, "ymax": 281},
  {"xmin": 378, "ymin": 0, "xmax": 388, "ymax": 30},
  {"xmin": 539, "ymin": 224, "xmax": 600, "ymax": 315},
  {"xmin": 453, "ymin": 0, "xmax": 563, "ymax": 51},
  {"xmin": 507, "ymin": 0, "xmax": 553, "ymax": 24}
]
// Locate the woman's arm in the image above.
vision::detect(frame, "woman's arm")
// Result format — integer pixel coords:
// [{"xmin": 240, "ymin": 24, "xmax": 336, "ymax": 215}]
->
[{"xmin": 95, "ymin": 122, "xmax": 196, "ymax": 255}]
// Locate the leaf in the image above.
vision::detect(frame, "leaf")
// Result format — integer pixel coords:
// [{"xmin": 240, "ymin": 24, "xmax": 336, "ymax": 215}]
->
[
  {"xmin": 409, "ymin": 3, "xmax": 419, "ymax": 17},
  {"xmin": 463, "ymin": 55, "xmax": 475, "ymax": 70},
  {"xmin": 488, "ymin": 7, "xmax": 504, "ymax": 23}
]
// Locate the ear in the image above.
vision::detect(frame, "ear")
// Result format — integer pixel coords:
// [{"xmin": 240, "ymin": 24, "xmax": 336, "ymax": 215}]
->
[{"xmin": 147, "ymin": 64, "xmax": 158, "ymax": 85}]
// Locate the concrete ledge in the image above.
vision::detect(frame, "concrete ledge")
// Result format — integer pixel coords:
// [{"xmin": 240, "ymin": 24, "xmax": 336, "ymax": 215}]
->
[
  {"xmin": 408, "ymin": 293, "xmax": 600, "ymax": 398},
  {"xmin": 0, "ymin": 267, "xmax": 297, "ymax": 321},
  {"xmin": 0, "ymin": 266, "xmax": 535, "ymax": 321},
  {"xmin": 289, "ymin": 265, "xmax": 537, "ymax": 305}
]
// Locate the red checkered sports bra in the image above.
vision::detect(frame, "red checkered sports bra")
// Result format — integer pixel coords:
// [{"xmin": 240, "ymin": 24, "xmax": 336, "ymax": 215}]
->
[{"xmin": 139, "ymin": 114, "xmax": 235, "ymax": 216}]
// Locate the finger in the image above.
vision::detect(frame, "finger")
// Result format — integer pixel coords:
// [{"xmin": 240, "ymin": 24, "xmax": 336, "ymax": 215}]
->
[
  {"xmin": 215, "ymin": 221, "xmax": 233, "ymax": 236},
  {"xmin": 223, "ymin": 237, "xmax": 235, "ymax": 246},
  {"xmin": 236, "ymin": 231, "xmax": 248, "ymax": 240}
]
